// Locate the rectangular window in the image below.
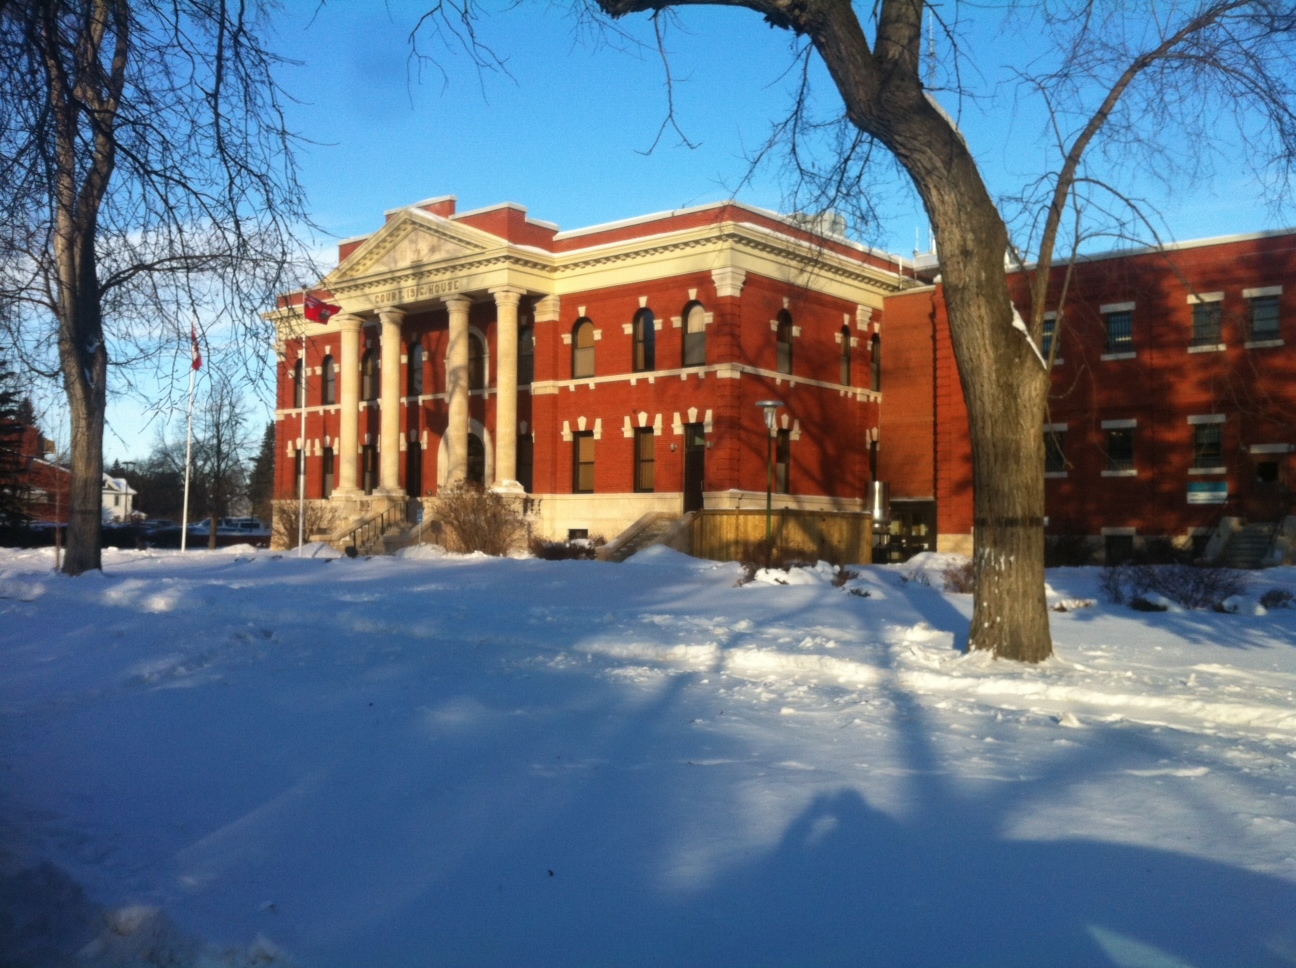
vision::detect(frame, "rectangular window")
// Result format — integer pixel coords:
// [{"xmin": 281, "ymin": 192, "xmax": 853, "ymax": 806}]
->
[
  {"xmin": 775, "ymin": 429, "xmax": 791, "ymax": 494},
  {"xmin": 1042, "ymin": 316, "xmax": 1057, "ymax": 359},
  {"xmin": 362, "ymin": 444, "xmax": 377, "ymax": 495},
  {"xmin": 1257, "ymin": 460, "xmax": 1279, "ymax": 483},
  {"xmin": 1191, "ymin": 302, "xmax": 1222, "ymax": 347},
  {"xmin": 1106, "ymin": 428, "xmax": 1134, "ymax": 472},
  {"xmin": 1193, "ymin": 423, "xmax": 1223, "ymax": 469},
  {"xmin": 516, "ymin": 436, "xmax": 533, "ymax": 493},
  {"xmin": 1250, "ymin": 295, "xmax": 1281, "ymax": 341},
  {"xmin": 294, "ymin": 450, "xmax": 304, "ymax": 489},
  {"xmin": 1045, "ymin": 430, "xmax": 1066, "ymax": 474},
  {"xmin": 634, "ymin": 428, "xmax": 655, "ymax": 492},
  {"xmin": 1104, "ymin": 311, "xmax": 1134, "ymax": 353},
  {"xmin": 572, "ymin": 431, "xmax": 595, "ymax": 494},
  {"xmin": 322, "ymin": 448, "xmax": 335, "ymax": 499}
]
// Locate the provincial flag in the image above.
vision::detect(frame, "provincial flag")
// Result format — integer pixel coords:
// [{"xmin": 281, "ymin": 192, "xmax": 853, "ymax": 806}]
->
[
  {"xmin": 190, "ymin": 324, "xmax": 203, "ymax": 371},
  {"xmin": 303, "ymin": 294, "xmax": 341, "ymax": 324}
]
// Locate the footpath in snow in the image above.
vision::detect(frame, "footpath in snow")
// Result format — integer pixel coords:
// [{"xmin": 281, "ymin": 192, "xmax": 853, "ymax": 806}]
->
[{"xmin": 1, "ymin": 545, "xmax": 1294, "ymax": 967}]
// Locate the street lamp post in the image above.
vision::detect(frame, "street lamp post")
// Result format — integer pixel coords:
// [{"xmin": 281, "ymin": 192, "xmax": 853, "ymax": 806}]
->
[{"xmin": 755, "ymin": 400, "xmax": 783, "ymax": 554}]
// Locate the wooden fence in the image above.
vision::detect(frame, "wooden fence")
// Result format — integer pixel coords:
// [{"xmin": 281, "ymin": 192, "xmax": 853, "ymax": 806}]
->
[{"xmin": 687, "ymin": 509, "xmax": 874, "ymax": 565}]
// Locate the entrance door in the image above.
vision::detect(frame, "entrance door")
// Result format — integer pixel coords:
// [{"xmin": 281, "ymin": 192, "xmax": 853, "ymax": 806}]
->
[
  {"xmin": 683, "ymin": 423, "xmax": 705, "ymax": 512},
  {"xmin": 406, "ymin": 442, "xmax": 422, "ymax": 497},
  {"xmin": 467, "ymin": 433, "xmax": 486, "ymax": 486}
]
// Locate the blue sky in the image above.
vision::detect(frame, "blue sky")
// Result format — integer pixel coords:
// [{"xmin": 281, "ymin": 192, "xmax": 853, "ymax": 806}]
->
[{"xmin": 97, "ymin": 0, "xmax": 1290, "ymax": 464}]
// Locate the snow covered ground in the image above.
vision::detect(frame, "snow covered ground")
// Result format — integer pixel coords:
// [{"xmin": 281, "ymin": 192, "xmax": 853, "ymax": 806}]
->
[{"xmin": 1, "ymin": 545, "xmax": 1294, "ymax": 968}]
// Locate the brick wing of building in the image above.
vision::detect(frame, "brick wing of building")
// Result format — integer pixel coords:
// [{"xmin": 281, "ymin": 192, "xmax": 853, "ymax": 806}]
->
[
  {"xmin": 884, "ymin": 229, "xmax": 1296, "ymax": 565},
  {"xmin": 271, "ymin": 197, "xmax": 905, "ymax": 543}
]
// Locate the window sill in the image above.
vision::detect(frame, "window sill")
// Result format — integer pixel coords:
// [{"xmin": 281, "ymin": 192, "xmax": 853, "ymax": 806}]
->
[
  {"xmin": 1188, "ymin": 467, "xmax": 1227, "ymax": 475},
  {"xmin": 1188, "ymin": 343, "xmax": 1226, "ymax": 354},
  {"xmin": 1245, "ymin": 338, "xmax": 1285, "ymax": 349},
  {"xmin": 1044, "ymin": 471, "xmax": 1068, "ymax": 479},
  {"xmin": 1102, "ymin": 469, "xmax": 1138, "ymax": 477},
  {"xmin": 1101, "ymin": 351, "xmax": 1137, "ymax": 361}
]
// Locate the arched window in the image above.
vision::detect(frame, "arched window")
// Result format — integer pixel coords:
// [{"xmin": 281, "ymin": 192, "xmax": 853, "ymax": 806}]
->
[
  {"xmin": 776, "ymin": 311, "xmax": 794, "ymax": 375},
  {"xmin": 840, "ymin": 326, "xmax": 852, "ymax": 385},
  {"xmin": 572, "ymin": 318, "xmax": 594, "ymax": 379},
  {"xmin": 468, "ymin": 332, "xmax": 486, "ymax": 391},
  {"xmin": 321, "ymin": 355, "xmax": 336, "ymax": 406},
  {"xmin": 870, "ymin": 334, "xmax": 881, "ymax": 392},
  {"xmin": 361, "ymin": 349, "xmax": 377, "ymax": 402},
  {"xmin": 682, "ymin": 302, "xmax": 706, "ymax": 367},
  {"xmin": 518, "ymin": 325, "xmax": 534, "ymax": 385},
  {"xmin": 632, "ymin": 308, "xmax": 655, "ymax": 372},
  {"xmin": 408, "ymin": 343, "xmax": 424, "ymax": 396},
  {"xmin": 293, "ymin": 359, "xmax": 305, "ymax": 408}
]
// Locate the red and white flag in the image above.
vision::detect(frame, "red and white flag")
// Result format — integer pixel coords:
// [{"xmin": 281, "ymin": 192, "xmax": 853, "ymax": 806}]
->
[
  {"xmin": 190, "ymin": 324, "xmax": 203, "ymax": 371},
  {"xmin": 303, "ymin": 293, "xmax": 341, "ymax": 324}
]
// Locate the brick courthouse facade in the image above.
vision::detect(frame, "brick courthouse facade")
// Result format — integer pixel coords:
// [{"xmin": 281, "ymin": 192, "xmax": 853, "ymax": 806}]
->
[
  {"xmin": 272, "ymin": 197, "xmax": 899, "ymax": 543},
  {"xmin": 272, "ymin": 196, "xmax": 1295, "ymax": 559}
]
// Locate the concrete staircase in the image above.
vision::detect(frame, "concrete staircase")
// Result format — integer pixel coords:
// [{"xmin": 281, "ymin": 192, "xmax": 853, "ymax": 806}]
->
[
  {"xmin": 599, "ymin": 512, "xmax": 691, "ymax": 562},
  {"xmin": 1217, "ymin": 522, "xmax": 1278, "ymax": 569}
]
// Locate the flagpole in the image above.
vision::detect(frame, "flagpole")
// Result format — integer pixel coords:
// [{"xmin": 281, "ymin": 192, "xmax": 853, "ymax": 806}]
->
[
  {"xmin": 180, "ymin": 318, "xmax": 198, "ymax": 553},
  {"xmin": 297, "ymin": 289, "xmax": 308, "ymax": 557}
]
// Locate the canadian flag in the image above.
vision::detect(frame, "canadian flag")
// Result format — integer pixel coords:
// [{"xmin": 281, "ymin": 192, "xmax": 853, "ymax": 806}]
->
[
  {"xmin": 190, "ymin": 324, "xmax": 202, "ymax": 371},
  {"xmin": 303, "ymin": 293, "xmax": 341, "ymax": 324}
]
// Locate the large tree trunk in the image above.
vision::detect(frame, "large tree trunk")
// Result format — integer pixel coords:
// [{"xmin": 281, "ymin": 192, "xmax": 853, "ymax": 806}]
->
[
  {"xmin": 801, "ymin": 0, "xmax": 1055, "ymax": 660},
  {"xmin": 55, "ymin": 226, "xmax": 109, "ymax": 577}
]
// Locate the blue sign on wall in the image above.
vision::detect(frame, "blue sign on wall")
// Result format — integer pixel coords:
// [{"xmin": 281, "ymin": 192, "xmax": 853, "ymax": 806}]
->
[{"xmin": 1187, "ymin": 481, "xmax": 1229, "ymax": 504}]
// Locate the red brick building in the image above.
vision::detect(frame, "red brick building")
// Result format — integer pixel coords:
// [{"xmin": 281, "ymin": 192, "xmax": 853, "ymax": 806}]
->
[
  {"xmin": 273, "ymin": 197, "xmax": 1294, "ymax": 561},
  {"xmin": 271, "ymin": 197, "xmax": 902, "ymax": 542},
  {"xmin": 882, "ymin": 230, "xmax": 1296, "ymax": 563}
]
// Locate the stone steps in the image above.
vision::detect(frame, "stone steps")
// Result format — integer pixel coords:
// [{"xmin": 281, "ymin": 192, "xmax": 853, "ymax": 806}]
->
[{"xmin": 1218, "ymin": 523, "xmax": 1277, "ymax": 569}]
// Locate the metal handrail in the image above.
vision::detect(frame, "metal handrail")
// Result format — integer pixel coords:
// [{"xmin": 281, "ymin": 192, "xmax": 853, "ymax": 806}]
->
[{"xmin": 340, "ymin": 500, "xmax": 407, "ymax": 554}]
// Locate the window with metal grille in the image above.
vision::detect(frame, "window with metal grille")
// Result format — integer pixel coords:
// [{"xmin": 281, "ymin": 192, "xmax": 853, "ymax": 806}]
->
[
  {"xmin": 1042, "ymin": 317, "xmax": 1057, "ymax": 359},
  {"xmin": 1106, "ymin": 428, "xmax": 1134, "ymax": 472},
  {"xmin": 1250, "ymin": 295, "xmax": 1280, "ymax": 340},
  {"xmin": 1191, "ymin": 303, "xmax": 1222, "ymax": 347},
  {"xmin": 634, "ymin": 428, "xmax": 655, "ymax": 492},
  {"xmin": 1104, "ymin": 311, "xmax": 1134, "ymax": 353},
  {"xmin": 1193, "ymin": 423, "xmax": 1223, "ymax": 468},
  {"xmin": 572, "ymin": 431, "xmax": 595, "ymax": 493},
  {"xmin": 572, "ymin": 319, "xmax": 595, "ymax": 379}
]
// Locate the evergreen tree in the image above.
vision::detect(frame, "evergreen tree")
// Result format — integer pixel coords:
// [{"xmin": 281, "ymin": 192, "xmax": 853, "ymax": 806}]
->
[{"xmin": 248, "ymin": 422, "xmax": 276, "ymax": 524}]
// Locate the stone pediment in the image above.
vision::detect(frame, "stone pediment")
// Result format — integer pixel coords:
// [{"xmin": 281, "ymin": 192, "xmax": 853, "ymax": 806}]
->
[{"xmin": 329, "ymin": 213, "xmax": 496, "ymax": 284}]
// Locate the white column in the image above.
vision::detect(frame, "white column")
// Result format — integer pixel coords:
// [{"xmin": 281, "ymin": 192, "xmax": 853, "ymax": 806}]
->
[
  {"xmin": 334, "ymin": 313, "xmax": 363, "ymax": 497},
  {"xmin": 444, "ymin": 294, "xmax": 472, "ymax": 487},
  {"xmin": 377, "ymin": 307, "xmax": 406, "ymax": 495},
  {"xmin": 490, "ymin": 286, "xmax": 525, "ymax": 492}
]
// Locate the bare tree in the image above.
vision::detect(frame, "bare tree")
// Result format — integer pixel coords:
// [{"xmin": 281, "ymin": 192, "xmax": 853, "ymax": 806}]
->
[
  {"xmin": 0, "ymin": 0, "xmax": 313, "ymax": 574},
  {"xmin": 416, "ymin": 0, "xmax": 1296, "ymax": 661},
  {"xmin": 192, "ymin": 375, "xmax": 251, "ymax": 548}
]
